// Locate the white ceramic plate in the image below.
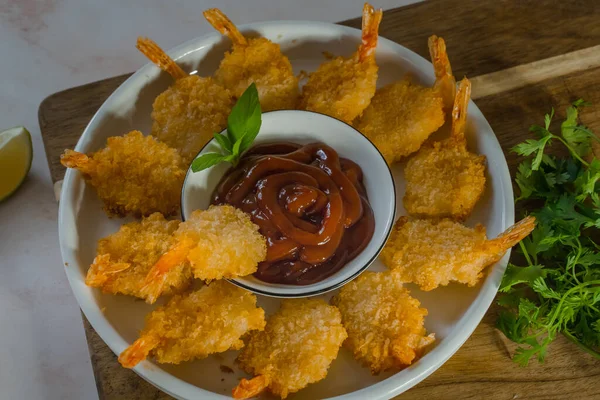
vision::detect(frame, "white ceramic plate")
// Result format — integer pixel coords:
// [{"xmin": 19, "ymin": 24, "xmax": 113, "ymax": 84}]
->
[{"xmin": 59, "ymin": 20, "xmax": 514, "ymax": 400}]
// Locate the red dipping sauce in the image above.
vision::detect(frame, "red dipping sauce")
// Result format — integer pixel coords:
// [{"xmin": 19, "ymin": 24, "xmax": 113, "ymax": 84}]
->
[{"xmin": 211, "ymin": 142, "xmax": 375, "ymax": 285}]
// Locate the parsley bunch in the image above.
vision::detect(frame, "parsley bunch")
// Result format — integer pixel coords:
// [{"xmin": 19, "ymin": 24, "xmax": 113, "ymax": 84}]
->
[{"xmin": 497, "ymin": 99, "xmax": 600, "ymax": 366}]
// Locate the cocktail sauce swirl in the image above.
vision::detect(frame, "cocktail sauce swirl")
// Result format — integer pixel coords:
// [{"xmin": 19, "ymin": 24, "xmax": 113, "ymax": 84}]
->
[{"xmin": 212, "ymin": 142, "xmax": 374, "ymax": 285}]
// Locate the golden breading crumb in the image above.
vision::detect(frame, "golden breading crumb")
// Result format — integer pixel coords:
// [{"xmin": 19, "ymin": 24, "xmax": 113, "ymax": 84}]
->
[
  {"xmin": 331, "ymin": 271, "xmax": 434, "ymax": 374},
  {"xmin": 403, "ymin": 78, "xmax": 486, "ymax": 220},
  {"xmin": 203, "ymin": 8, "xmax": 298, "ymax": 112},
  {"xmin": 298, "ymin": 4, "xmax": 382, "ymax": 124},
  {"xmin": 119, "ymin": 281, "xmax": 265, "ymax": 367},
  {"xmin": 151, "ymin": 75, "xmax": 233, "ymax": 165},
  {"xmin": 60, "ymin": 131, "xmax": 185, "ymax": 217},
  {"xmin": 85, "ymin": 213, "xmax": 192, "ymax": 301},
  {"xmin": 380, "ymin": 216, "xmax": 536, "ymax": 290},
  {"xmin": 234, "ymin": 298, "xmax": 347, "ymax": 399},
  {"xmin": 141, "ymin": 205, "xmax": 266, "ymax": 303},
  {"xmin": 403, "ymin": 139, "xmax": 486, "ymax": 219},
  {"xmin": 354, "ymin": 79, "xmax": 445, "ymax": 164}
]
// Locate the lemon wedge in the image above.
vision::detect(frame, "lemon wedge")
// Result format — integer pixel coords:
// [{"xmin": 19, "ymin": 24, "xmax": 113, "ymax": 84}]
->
[{"xmin": 0, "ymin": 126, "xmax": 33, "ymax": 201}]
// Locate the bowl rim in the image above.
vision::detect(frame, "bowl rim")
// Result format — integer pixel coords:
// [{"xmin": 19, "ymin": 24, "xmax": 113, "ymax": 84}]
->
[
  {"xmin": 58, "ymin": 19, "xmax": 515, "ymax": 400},
  {"xmin": 180, "ymin": 109, "xmax": 397, "ymax": 298}
]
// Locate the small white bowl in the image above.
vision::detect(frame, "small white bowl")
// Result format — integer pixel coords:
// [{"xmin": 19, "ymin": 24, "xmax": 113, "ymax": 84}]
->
[{"xmin": 181, "ymin": 110, "xmax": 396, "ymax": 297}]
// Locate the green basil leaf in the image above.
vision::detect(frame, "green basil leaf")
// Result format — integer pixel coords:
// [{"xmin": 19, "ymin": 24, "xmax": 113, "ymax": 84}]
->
[
  {"xmin": 240, "ymin": 117, "xmax": 262, "ymax": 152},
  {"xmin": 191, "ymin": 153, "xmax": 226, "ymax": 172},
  {"xmin": 232, "ymin": 138, "xmax": 242, "ymax": 156},
  {"xmin": 213, "ymin": 132, "xmax": 233, "ymax": 153},
  {"xmin": 227, "ymin": 83, "xmax": 262, "ymax": 144},
  {"xmin": 224, "ymin": 154, "xmax": 237, "ymax": 163}
]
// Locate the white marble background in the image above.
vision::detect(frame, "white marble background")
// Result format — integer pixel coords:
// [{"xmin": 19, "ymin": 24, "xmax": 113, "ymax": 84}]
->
[{"xmin": 0, "ymin": 0, "xmax": 418, "ymax": 399}]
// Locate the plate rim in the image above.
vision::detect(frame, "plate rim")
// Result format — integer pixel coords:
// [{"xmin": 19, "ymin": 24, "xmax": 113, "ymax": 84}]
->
[{"xmin": 58, "ymin": 19, "xmax": 514, "ymax": 400}]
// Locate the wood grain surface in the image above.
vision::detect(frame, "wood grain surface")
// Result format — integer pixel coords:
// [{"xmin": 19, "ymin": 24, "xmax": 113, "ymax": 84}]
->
[{"xmin": 38, "ymin": 0, "xmax": 600, "ymax": 399}]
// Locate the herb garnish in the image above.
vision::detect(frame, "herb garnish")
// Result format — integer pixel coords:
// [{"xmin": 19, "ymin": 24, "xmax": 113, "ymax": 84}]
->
[
  {"xmin": 191, "ymin": 83, "xmax": 261, "ymax": 172},
  {"xmin": 497, "ymin": 99, "xmax": 600, "ymax": 366}
]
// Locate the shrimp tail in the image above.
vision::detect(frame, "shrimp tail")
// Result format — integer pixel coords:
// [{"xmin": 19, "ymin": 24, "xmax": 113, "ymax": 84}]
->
[
  {"xmin": 203, "ymin": 8, "xmax": 248, "ymax": 46},
  {"xmin": 136, "ymin": 37, "xmax": 187, "ymax": 80},
  {"xmin": 232, "ymin": 375, "xmax": 270, "ymax": 399},
  {"xmin": 118, "ymin": 335, "xmax": 159, "ymax": 368},
  {"xmin": 85, "ymin": 254, "xmax": 131, "ymax": 287},
  {"xmin": 60, "ymin": 149, "xmax": 96, "ymax": 176},
  {"xmin": 358, "ymin": 3, "xmax": 383, "ymax": 63},
  {"xmin": 428, "ymin": 35, "xmax": 456, "ymax": 111},
  {"xmin": 140, "ymin": 240, "xmax": 191, "ymax": 304},
  {"xmin": 488, "ymin": 216, "xmax": 536, "ymax": 253},
  {"xmin": 450, "ymin": 77, "xmax": 472, "ymax": 145}
]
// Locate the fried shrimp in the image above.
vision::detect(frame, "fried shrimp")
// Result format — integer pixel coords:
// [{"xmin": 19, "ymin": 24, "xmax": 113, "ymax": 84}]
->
[
  {"xmin": 233, "ymin": 298, "xmax": 347, "ymax": 399},
  {"xmin": 137, "ymin": 37, "xmax": 233, "ymax": 164},
  {"xmin": 353, "ymin": 35, "xmax": 455, "ymax": 164},
  {"xmin": 403, "ymin": 78, "xmax": 486, "ymax": 219},
  {"xmin": 60, "ymin": 130, "xmax": 185, "ymax": 217},
  {"xmin": 118, "ymin": 281, "xmax": 265, "ymax": 368},
  {"xmin": 141, "ymin": 205, "xmax": 266, "ymax": 303},
  {"xmin": 354, "ymin": 80, "xmax": 445, "ymax": 164},
  {"xmin": 331, "ymin": 271, "xmax": 434, "ymax": 374},
  {"xmin": 203, "ymin": 8, "xmax": 298, "ymax": 111},
  {"xmin": 298, "ymin": 3, "xmax": 382, "ymax": 123},
  {"xmin": 380, "ymin": 216, "xmax": 536, "ymax": 291},
  {"xmin": 86, "ymin": 213, "xmax": 192, "ymax": 301}
]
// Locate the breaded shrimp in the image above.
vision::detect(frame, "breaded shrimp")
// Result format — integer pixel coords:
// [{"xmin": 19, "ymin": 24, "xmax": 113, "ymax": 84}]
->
[
  {"xmin": 233, "ymin": 298, "xmax": 347, "ymax": 399},
  {"xmin": 331, "ymin": 271, "xmax": 434, "ymax": 374},
  {"xmin": 380, "ymin": 216, "xmax": 536, "ymax": 291},
  {"xmin": 203, "ymin": 8, "xmax": 298, "ymax": 111},
  {"xmin": 354, "ymin": 80, "xmax": 445, "ymax": 164},
  {"xmin": 60, "ymin": 130, "xmax": 185, "ymax": 217},
  {"xmin": 403, "ymin": 78, "xmax": 486, "ymax": 220},
  {"xmin": 85, "ymin": 213, "xmax": 192, "ymax": 302},
  {"xmin": 298, "ymin": 3, "xmax": 382, "ymax": 123},
  {"xmin": 118, "ymin": 281, "xmax": 265, "ymax": 368},
  {"xmin": 141, "ymin": 205, "xmax": 266, "ymax": 303},
  {"xmin": 354, "ymin": 35, "xmax": 454, "ymax": 164},
  {"xmin": 137, "ymin": 37, "xmax": 234, "ymax": 165}
]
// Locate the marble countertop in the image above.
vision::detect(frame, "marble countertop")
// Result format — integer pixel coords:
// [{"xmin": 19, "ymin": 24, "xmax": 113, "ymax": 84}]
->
[{"xmin": 0, "ymin": 0, "xmax": 416, "ymax": 399}]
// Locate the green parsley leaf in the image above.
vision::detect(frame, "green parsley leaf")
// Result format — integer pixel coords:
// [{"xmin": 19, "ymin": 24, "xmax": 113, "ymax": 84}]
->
[
  {"xmin": 531, "ymin": 278, "xmax": 561, "ymax": 300},
  {"xmin": 592, "ymin": 319, "xmax": 600, "ymax": 333},
  {"xmin": 499, "ymin": 264, "xmax": 547, "ymax": 293},
  {"xmin": 496, "ymin": 309, "xmax": 526, "ymax": 342},
  {"xmin": 562, "ymin": 117, "xmax": 591, "ymax": 158},
  {"xmin": 572, "ymin": 99, "xmax": 591, "ymax": 108},
  {"xmin": 191, "ymin": 152, "xmax": 227, "ymax": 172},
  {"xmin": 541, "ymin": 154, "xmax": 557, "ymax": 168},
  {"xmin": 575, "ymin": 158, "xmax": 600, "ymax": 202},
  {"xmin": 544, "ymin": 108, "xmax": 555, "ymax": 130},
  {"xmin": 513, "ymin": 134, "xmax": 552, "ymax": 171},
  {"xmin": 515, "ymin": 161, "xmax": 535, "ymax": 201}
]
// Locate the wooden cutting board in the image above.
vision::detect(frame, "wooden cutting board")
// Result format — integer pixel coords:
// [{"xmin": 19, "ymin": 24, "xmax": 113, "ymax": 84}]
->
[{"xmin": 39, "ymin": 0, "xmax": 600, "ymax": 398}]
